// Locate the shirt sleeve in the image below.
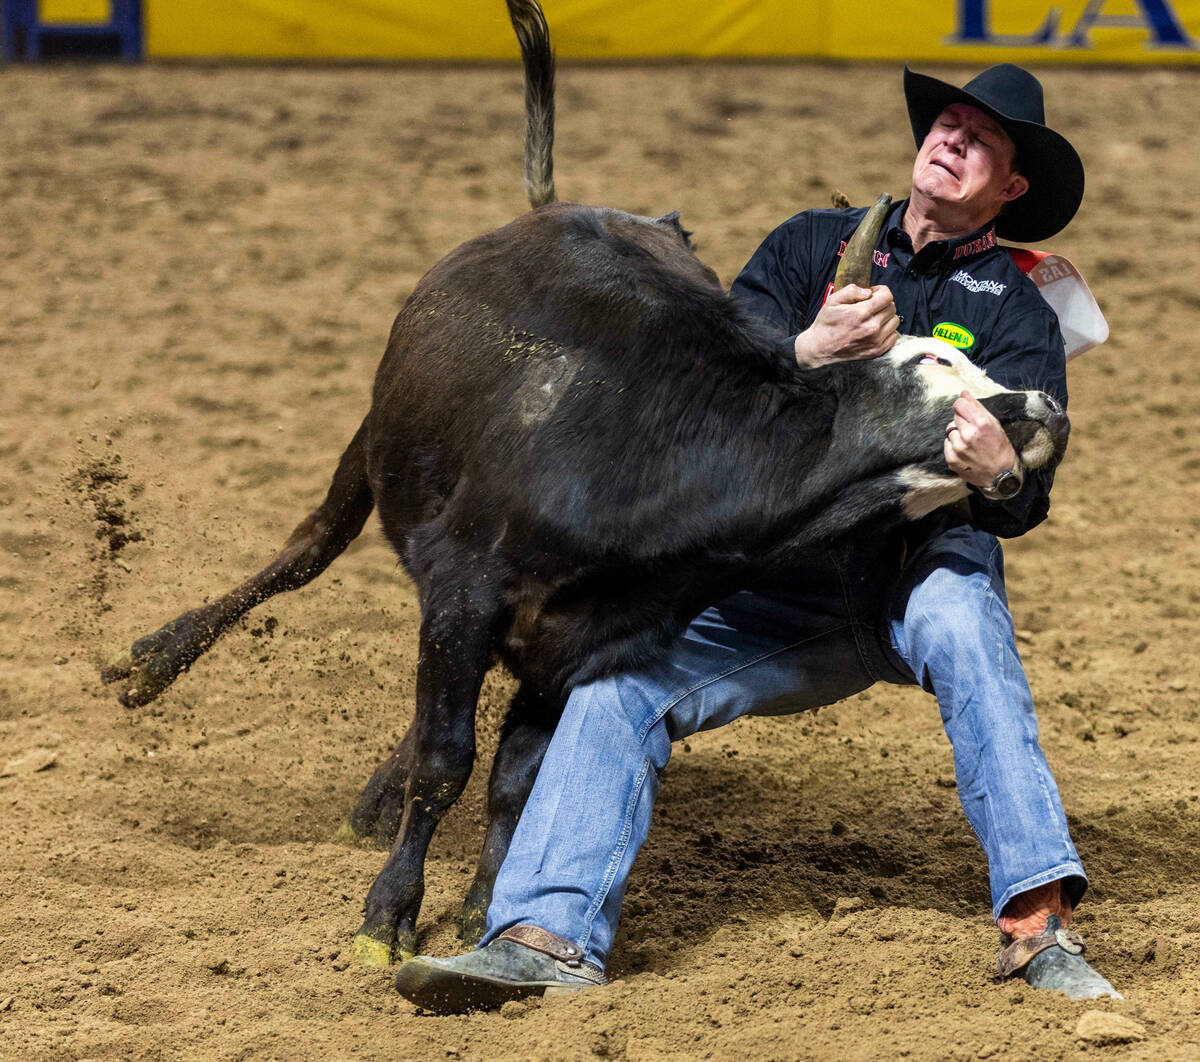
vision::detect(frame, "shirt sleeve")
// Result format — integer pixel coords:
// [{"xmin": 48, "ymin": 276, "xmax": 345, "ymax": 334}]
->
[
  {"xmin": 729, "ymin": 213, "xmax": 816, "ymax": 336},
  {"xmin": 966, "ymin": 301, "xmax": 1069, "ymax": 538}
]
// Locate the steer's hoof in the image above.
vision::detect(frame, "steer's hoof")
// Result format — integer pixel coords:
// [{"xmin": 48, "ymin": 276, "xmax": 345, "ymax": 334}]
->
[
  {"xmin": 333, "ymin": 820, "xmax": 362, "ymax": 847},
  {"xmin": 457, "ymin": 902, "xmax": 488, "ymax": 947},
  {"xmin": 352, "ymin": 933, "xmax": 399, "ymax": 967},
  {"xmin": 352, "ymin": 925, "xmax": 416, "ymax": 967},
  {"xmin": 100, "ymin": 644, "xmax": 177, "ymax": 707},
  {"xmin": 101, "ymin": 647, "xmax": 134, "ymax": 680},
  {"xmin": 346, "ymin": 795, "xmax": 402, "ymax": 849},
  {"xmin": 100, "ymin": 616, "xmax": 207, "ymax": 708}
]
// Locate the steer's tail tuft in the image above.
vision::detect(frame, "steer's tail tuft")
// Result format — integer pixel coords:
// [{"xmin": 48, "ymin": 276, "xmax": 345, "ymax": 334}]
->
[{"xmin": 506, "ymin": 0, "xmax": 556, "ymax": 208}]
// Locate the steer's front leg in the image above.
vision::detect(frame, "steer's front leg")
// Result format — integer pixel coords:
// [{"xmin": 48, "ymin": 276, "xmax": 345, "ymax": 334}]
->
[
  {"xmin": 457, "ymin": 684, "xmax": 559, "ymax": 945},
  {"xmin": 352, "ymin": 579, "xmax": 499, "ymax": 966}
]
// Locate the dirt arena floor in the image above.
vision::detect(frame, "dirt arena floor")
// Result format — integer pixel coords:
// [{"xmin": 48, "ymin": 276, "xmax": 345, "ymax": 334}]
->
[{"xmin": 2, "ymin": 55, "xmax": 1198, "ymax": 1061}]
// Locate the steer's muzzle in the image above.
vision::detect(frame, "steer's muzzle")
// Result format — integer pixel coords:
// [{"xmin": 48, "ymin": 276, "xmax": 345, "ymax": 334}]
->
[{"xmin": 980, "ymin": 391, "xmax": 1070, "ymax": 472}]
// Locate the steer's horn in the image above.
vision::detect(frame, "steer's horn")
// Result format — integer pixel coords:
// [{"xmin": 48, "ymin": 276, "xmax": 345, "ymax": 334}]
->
[{"xmin": 833, "ymin": 193, "xmax": 892, "ymax": 290}]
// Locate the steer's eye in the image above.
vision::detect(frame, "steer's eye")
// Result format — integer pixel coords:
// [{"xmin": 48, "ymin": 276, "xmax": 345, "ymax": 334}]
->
[{"xmin": 916, "ymin": 353, "xmax": 953, "ymax": 367}]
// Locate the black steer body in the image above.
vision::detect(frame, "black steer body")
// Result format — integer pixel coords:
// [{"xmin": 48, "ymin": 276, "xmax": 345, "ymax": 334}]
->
[
  {"xmin": 367, "ymin": 202, "xmax": 1037, "ymax": 700},
  {"xmin": 102, "ymin": 0, "xmax": 1069, "ymax": 965}
]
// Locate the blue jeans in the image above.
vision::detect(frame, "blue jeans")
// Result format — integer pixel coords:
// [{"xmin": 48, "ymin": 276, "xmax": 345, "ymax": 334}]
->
[{"xmin": 482, "ymin": 525, "xmax": 1087, "ymax": 969}]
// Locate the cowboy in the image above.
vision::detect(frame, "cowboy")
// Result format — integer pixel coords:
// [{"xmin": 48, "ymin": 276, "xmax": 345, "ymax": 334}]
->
[{"xmin": 395, "ymin": 63, "xmax": 1118, "ymax": 1011}]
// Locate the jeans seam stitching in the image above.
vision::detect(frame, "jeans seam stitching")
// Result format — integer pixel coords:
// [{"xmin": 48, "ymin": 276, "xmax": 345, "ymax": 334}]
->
[
  {"xmin": 578, "ymin": 754, "xmax": 651, "ymax": 959},
  {"xmin": 635, "ymin": 623, "xmax": 855, "ymax": 743}
]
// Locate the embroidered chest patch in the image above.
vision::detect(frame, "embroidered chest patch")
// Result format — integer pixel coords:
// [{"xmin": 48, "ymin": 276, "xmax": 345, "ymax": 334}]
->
[{"xmin": 932, "ymin": 321, "xmax": 975, "ymax": 349}]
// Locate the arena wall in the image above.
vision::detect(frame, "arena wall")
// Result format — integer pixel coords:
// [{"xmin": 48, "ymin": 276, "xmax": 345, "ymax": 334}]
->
[{"xmin": 138, "ymin": 0, "xmax": 1198, "ymax": 63}]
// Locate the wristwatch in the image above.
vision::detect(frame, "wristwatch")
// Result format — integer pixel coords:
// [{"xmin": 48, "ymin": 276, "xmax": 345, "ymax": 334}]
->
[{"xmin": 979, "ymin": 461, "xmax": 1024, "ymax": 501}]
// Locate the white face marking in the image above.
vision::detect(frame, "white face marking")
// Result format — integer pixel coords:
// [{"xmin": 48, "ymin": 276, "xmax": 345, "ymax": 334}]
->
[
  {"xmin": 898, "ymin": 466, "xmax": 969, "ymax": 518},
  {"xmin": 881, "ymin": 336, "xmax": 1066, "ymax": 473},
  {"xmin": 1018, "ymin": 428, "xmax": 1055, "ymax": 469},
  {"xmin": 882, "ymin": 335, "xmax": 1009, "ymax": 407}
]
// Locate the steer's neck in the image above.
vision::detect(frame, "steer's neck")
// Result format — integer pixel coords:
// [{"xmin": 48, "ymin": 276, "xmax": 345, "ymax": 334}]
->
[{"xmin": 680, "ymin": 361, "xmax": 888, "ymax": 534}]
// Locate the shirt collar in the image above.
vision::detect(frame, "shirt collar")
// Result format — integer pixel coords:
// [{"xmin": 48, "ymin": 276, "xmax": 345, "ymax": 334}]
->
[{"xmin": 884, "ymin": 199, "xmax": 1001, "ymax": 273}]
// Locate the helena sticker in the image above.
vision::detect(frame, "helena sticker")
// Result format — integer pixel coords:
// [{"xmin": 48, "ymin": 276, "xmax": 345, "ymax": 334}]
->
[{"xmin": 932, "ymin": 322, "xmax": 975, "ymax": 349}]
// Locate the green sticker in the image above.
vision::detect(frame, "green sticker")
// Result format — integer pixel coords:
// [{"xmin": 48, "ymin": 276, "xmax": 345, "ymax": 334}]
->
[{"xmin": 932, "ymin": 322, "xmax": 975, "ymax": 349}]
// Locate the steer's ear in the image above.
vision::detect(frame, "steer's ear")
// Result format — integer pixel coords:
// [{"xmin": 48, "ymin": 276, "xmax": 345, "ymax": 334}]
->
[{"xmin": 657, "ymin": 210, "xmax": 694, "ymax": 246}]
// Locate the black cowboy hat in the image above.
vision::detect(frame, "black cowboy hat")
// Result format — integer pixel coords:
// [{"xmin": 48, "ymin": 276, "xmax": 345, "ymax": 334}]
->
[{"xmin": 904, "ymin": 63, "xmax": 1084, "ymax": 243}]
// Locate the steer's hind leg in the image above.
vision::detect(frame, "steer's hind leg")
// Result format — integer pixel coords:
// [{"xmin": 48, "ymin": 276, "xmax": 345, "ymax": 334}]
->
[
  {"xmin": 352, "ymin": 568, "xmax": 503, "ymax": 966},
  {"xmin": 102, "ymin": 421, "xmax": 373, "ymax": 708},
  {"xmin": 340, "ymin": 726, "xmax": 416, "ymax": 847},
  {"xmin": 457, "ymin": 683, "xmax": 559, "ymax": 945}
]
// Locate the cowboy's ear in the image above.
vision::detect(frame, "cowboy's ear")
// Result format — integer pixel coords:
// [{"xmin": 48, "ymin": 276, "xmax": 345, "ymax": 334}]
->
[{"xmin": 1000, "ymin": 173, "xmax": 1030, "ymax": 203}]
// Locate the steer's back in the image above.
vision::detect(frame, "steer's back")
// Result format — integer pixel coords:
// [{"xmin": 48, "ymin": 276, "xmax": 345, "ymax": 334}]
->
[{"xmin": 364, "ymin": 203, "xmax": 791, "ymax": 572}]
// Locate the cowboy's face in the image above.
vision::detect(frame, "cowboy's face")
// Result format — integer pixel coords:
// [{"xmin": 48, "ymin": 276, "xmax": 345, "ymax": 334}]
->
[{"xmin": 911, "ymin": 104, "xmax": 1029, "ymax": 221}]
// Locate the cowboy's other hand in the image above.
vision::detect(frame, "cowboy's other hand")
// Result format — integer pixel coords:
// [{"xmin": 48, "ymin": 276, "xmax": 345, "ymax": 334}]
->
[
  {"xmin": 794, "ymin": 285, "xmax": 900, "ymax": 368},
  {"xmin": 944, "ymin": 390, "xmax": 1018, "ymax": 489}
]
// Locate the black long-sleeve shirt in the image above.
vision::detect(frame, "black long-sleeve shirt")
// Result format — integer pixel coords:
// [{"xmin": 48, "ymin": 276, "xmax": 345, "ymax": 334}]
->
[{"xmin": 730, "ymin": 198, "xmax": 1068, "ymax": 539}]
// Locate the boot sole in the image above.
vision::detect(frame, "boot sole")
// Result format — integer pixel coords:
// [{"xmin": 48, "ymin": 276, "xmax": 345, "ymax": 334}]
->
[{"xmin": 394, "ymin": 958, "xmax": 561, "ymax": 1014}]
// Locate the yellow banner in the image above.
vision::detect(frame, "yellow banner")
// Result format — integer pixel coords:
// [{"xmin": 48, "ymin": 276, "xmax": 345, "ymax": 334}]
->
[
  {"xmin": 145, "ymin": 0, "xmax": 1200, "ymax": 63},
  {"xmin": 39, "ymin": 0, "xmax": 111, "ymax": 23}
]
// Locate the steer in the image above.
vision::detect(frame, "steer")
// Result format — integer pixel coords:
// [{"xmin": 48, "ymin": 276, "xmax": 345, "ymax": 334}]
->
[{"xmin": 102, "ymin": 0, "xmax": 1069, "ymax": 965}]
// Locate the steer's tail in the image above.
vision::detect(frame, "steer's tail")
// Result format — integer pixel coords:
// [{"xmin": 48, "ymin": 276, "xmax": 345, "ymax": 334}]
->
[
  {"xmin": 101, "ymin": 419, "xmax": 375, "ymax": 708},
  {"xmin": 506, "ymin": 0, "xmax": 556, "ymax": 208}
]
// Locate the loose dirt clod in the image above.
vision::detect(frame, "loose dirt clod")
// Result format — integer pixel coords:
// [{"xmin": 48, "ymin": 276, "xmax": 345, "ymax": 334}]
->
[
  {"xmin": 1075, "ymin": 1011, "xmax": 1146, "ymax": 1044},
  {"xmin": 67, "ymin": 451, "xmax": 144, "ymax": 609}
]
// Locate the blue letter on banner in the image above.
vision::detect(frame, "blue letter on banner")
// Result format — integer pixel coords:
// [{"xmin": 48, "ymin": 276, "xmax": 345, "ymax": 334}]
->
[{"xmin": 950, "ymin": 0, "xmax": 1195, "ymax": 49}]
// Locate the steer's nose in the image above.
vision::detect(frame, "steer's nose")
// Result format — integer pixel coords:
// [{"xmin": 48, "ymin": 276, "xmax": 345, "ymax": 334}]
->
[
  {"xmin": 1032, "ymin": 391, "xmax": 1069, "ymax": 436},
  {"xmin": 1033, "ymin": 391, "xmax": 1071, "ymax": 457}
]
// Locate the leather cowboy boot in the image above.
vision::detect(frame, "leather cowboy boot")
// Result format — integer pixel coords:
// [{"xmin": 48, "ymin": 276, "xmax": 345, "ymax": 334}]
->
[
  {"xmin": 996, "ymin": 883, "xmax": 1120, "ymax": 999},
  {"xmin": 998, "ymin": 914, "xmax": 1121, "ymax": 998},
  {"xmin": 394, "ymin": 925, "xmax": 606, "ymax": 1013}
]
